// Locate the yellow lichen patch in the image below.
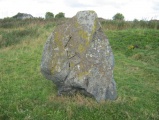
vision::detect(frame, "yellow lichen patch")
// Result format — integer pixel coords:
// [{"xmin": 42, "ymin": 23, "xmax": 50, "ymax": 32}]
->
[
  {"xmin": 89, "ymin": 10, "xmax": 95, "ymax": 13},
  {"xmin": 78, "ymin": 44, "xmax": 86, "ymax": 54},
  {"xmin": 77, "ymin": 71, "xmax": 89, "ymax": 79},
  {"xmin": 92, "ymin": 19, "xmax": 97, "ymax": 33},
  {"xmin": 78, "ymin": 30, "xmax": 89, "ymax": 40},
  {"xmin": 70, "ymin": 62, "xmax": 75, "ymax": 68},
  {"xmin": 50, "ymin": 59, "xmax": 58, "ymax": 74},
  {"xmin": 51, "ymin": 65, "xmax": 56, "ymax": 74},
  {"xmin": 77, "ymin": 30, "xmax": 91, "ymax": 54},
  {"xmin": 74, "ymin": 20, "xmax": 79, "ymax": 28},
  {"xmin": 54, "ymin": 32, "xmax": 63, "ymax": 49}
]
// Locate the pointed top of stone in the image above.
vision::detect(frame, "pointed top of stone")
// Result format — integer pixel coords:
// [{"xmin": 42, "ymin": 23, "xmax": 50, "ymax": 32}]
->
[{"xmin": 75, "ymin": 10, "xmax": 99, "ymax": 33}]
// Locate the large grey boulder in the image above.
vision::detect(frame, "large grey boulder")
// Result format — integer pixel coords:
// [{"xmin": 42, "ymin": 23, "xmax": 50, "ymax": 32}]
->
[{"xmin": 41, "ymin": 10, "xmax": 117, "ymax": 102}]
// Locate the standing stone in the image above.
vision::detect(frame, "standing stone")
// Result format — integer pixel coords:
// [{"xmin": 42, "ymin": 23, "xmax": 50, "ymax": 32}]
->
[{"xmin": 41, "ymin": 10, "xmax": 117, "ymax": 102}]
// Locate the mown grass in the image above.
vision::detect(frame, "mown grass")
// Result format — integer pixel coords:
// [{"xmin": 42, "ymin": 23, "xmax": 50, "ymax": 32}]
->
[{"xmin": 0, "ymin": 19, "xmax": 159, "ymax": 120}]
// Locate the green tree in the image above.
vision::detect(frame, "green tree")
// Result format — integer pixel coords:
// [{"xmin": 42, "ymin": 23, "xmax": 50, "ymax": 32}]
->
[
  {"xmin": 113, "ymin": 13, "xmax": 124, "ymax": 21},
  {"xmin": 45, "ymin": 12, "xmax": 54, "ymax": 19},
  {"xmin": 55, "ymin": 12, "xmax": 65, "ymax": 19}
]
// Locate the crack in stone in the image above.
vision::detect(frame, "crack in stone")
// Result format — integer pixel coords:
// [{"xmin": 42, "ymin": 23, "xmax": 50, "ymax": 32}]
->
[{"xmin": 64, "ymin": 35, "xmax": 72, "ymax": 47}]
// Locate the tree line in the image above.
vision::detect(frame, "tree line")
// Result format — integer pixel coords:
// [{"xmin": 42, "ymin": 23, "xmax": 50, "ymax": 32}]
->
[
  {"xmin": 2, "ymin": 11, "xmax": 127, "ymax": 21},
  {"xmin": 45, "ymin": 12, "xmax": 124, "ymax": 20},
  {"xmin": 45, "ymin": 12, "xmax": 65, "ymax": 19}
]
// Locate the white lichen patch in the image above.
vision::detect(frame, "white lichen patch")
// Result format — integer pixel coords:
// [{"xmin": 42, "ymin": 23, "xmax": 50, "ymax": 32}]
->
[
  {"xmin": 54, "ymin": 47, "xmax": 59, "ymax": 51},
  {"xmin": 77, "ymin": 65, "xmax": 80, "ymax": 70},
  {"xmin": 55, "ymin": 65, "xmax": 61, "ymax": 72}
]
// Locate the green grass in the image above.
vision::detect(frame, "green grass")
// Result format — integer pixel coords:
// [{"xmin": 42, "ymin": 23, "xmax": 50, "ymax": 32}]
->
[{"xmin": 0, "ymin": 19, "xmax": 159, "ymax": 120}]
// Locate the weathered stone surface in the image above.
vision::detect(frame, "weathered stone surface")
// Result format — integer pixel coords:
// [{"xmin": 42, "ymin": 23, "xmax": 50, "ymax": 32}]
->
[{"xmin": 41, "ymin": 10, "xmax": 117, "ymax": 102}]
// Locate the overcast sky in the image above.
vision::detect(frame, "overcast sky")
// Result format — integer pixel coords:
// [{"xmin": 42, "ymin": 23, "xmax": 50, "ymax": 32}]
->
[{"xmin": 0, "ymin": 0, "xmax": 159, "ymax": 20}]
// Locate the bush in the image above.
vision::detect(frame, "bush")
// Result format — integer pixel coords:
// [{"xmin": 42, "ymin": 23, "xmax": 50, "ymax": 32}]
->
[
  {"xmin": 100, "ymin": 20, "xmax": 131, "ymax": 30},
  {"xmin": 113, "ymin": 13, "xmax": 124, "ymax": 21},
  {"xmin": 148, "ymin": 20, "xmax": 159, "ymax": 29},
  {"xmin": 45, "ymin": 12, "xmax": 54, "ymax": 19},
  {"xmin": 0, "ymin": 28, "xmax": 38, "ymax": 48},
  {"xmin": 139, "ymin": 20, "xmax": 148, "ymax": 28},
  {"xmin": 55, "ymin": 12, "xmax": 65, "ymax": 19}
]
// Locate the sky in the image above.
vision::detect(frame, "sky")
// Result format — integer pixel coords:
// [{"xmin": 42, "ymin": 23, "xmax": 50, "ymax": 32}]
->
[{"xmin": 0, "ymin": 0, "xmax": 159, "ymax": 20}]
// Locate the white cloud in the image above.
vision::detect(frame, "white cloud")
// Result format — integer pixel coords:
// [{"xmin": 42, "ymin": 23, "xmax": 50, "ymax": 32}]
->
[{"xmin": 0, "ymin": 0, "xmax": 159, "ymax": 20}]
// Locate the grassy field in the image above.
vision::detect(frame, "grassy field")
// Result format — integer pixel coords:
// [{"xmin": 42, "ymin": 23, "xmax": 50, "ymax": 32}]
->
[{"xmin": 0, "ymin": 19, "xmax": 159, "ymax": 120}]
